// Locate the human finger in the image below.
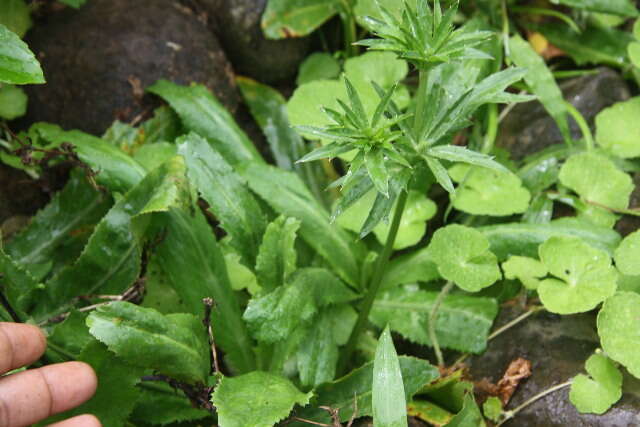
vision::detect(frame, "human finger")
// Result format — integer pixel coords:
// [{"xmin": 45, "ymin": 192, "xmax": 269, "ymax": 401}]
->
[
  {"xmin": 47, "ymin": 414, "xmax": 102, "ymax": 427},
  {"xmin": 0, "ymin": 361, "xmax": 97, "ymax": 427},
  {"xmin": 0, "ymin": 322, "xmax": 46, "ymax": 374}
]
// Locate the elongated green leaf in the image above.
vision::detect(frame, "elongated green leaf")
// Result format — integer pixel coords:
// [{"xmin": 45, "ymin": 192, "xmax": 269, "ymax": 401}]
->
[
  {"xmin": 373, "ymin": 327, "xmax": 408, "ymax": 427},
  {"xmin": 241, "ymin": 163, "xmax": 361, "ymax": 286},
  {"xmin": 29, "ymin": 123, "xmax": 147, "ymax": 193},
  {"xmin": 178, "ymin": 132, "xmax": 266, "ymax": 265},
  {"xmin": 551, "ymin": 0, "xmax": 637, "ymax": 16},
  {"xmin": 0, "ymin": 24, "xmax": 44, "ymax": 84},
  {"xmin": 7, "ymin": 172, "xmax": 111, "ymax": 272},
  {"xmin": 480, "ymin": 218, "xmax": 622, "ymax": 260},
  {"xmin": 597, "ymin": 292, "xmax": 640, "ymax": 379},
  {"xmin": 424, "ymin": 155, "xmax": 455, "ymax": 194},
  {"xmin": 509, "ymin": 35, "xmax": 570, "ymax": 144},
  {"xmin": 427, "ymin": 146, "xmax": 509, "ymax": 173},
  {"xmin": 39, "ymin": 341, "xmax": 144, "ymax": 427},
  {"xmin": 131, "ymin": 382, "xmax": 210, "ymax": 426},
  {"xmin": 156, "ymin": 208, "xmax": 256, "ymax": 374},
  {"xmin": 147, "ymin": 80, "xmax": 262, "ymax": 166},
  {"xmin": 261, "ymin": 0, "xmax": 340, "ymax": 39},
  {"xmin": 213, "ymin": 371, "xmax": 313, "ymax": 427},
  {"xmin": 87, "ymin": 302, "xmax": 209, "ymax": 383},
  {"xmin": 371, "ymin": 285, "xmax": 498, "ymax": 354},
  {"xmin": 37, "ymin": 157, "xmax": 187, "ymax": 320},
  {"xmin": 570, "ymin": 353, "xmax": 622, "ymax": 414},
  {"xmin": 256, "ymin": 216, "xmax": 300, "ymax": 293}
]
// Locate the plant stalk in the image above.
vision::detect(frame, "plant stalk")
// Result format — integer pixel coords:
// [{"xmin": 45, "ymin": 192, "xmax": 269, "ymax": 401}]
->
[
  {"xmin": 497, "ymin": 380, "xmax": 573, "ymax": 426},
  {"xmin": 338, "ymin": 190, "xmax": 409, "ymax": 374},
  {"xmin": 339, "ymin": 1, "xmax": 357, "ymax": 58},
  {"xmin": 429, "ymin": 281, "xmax": 454, "ymax": 367},
  {"xmin": 413, "ymin": 69, "xmax": 430, "ymax": 145}
]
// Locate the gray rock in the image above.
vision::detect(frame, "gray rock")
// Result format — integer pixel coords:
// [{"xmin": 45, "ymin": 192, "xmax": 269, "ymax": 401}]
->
[
  {"xmin": 200, "ymin": 0, "xmax": 311, "ymax": 84},
  {"xmin": 469, "ymin": 307, "xmax": 640, "ymax": 426},
  {"xmin": 497, "ymin": 68, "xmax": 630, "ymax": 160}
]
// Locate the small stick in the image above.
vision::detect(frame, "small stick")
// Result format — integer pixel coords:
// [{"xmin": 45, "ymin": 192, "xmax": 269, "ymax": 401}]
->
[{"xmin": 202, "ymin": 298, "xmax": 220, "ymax": 375}]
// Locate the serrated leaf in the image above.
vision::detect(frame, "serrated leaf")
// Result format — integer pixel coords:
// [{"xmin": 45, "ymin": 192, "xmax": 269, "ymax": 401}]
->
[
  {"xmin": 449, "ymin": 164, "xmax": 530, "ymax": 216},
  {"xmin": 256, "ymin": 216, "xmax": 300, "ymax": 293},
  {"xmin": 371, "ymin": 285, "xmax": 498, "ymax": 354},
  {"xmin": 551, "ymin": 0, "xmax": 637, "ymax": 16},
  {"xmin": 597, "ymin": 292, "xmax": 640, "ymax": 379},
  {"xmin": 212, "ymin": 371, "xmax": 312, "ymax": 427},
  {"xmin": 559, "ymin": 152, "xmax": 633, "ymax": 210},
  {"xmin": 47, "ymin": 311, "xmax": 93, "ymax": 360},
  {"xmin": 133, "ymin": 142, "xmax": 178, "ymax": 172},
  {"xmin": 570, "ymin": 353, "xmax": 622, "ymax": 414},
  {"xmin": 178, "ymin": 132, "xmax": 267, "ymax": 266},
  {"xmin": 509, "ymin": 35, "xmax": 570, "ymax": 143},
  {"xmin": 140, "ymin": 106, "xmax": 183, "ymax": 144},
  {"xmin": 373, "ymin": 326, "xmax": 408, "ymax": 427},
  {"xmin": 502, "ymin": 256, "xmax": 547, "ymax": 290},
  {"xmin": 0, "ymin": 24, "xmax": 44, "ymax": 84},
  {"xmin": 0, "ymin": 84, "xmax": 26, "ymax": 119},
  {"xmin": 224, "ymin": 252, "xmax": 260, "ymax": 295},
  {"xmin": 0, "ymin": 246, "xmax": 40, "ymax": 317},
  {"xmin": 131, "ymin": 382, "xmax": 211, "ymax": 426},
  {"xmin": 427, "ymin": 224, "xmax": 501, "ymax": 292},
  {"xmin": 87, "ymin": 302, "xmax": 209, "ymax": 383},
  {"xmin": 538, "ymin": 236, "xmax": 618, "ymax": 314},
  {"xmin": 147, "ymin": 80, "xmax": 262, "ymax": 166},
  {"xmin": 595, "ymin": 97, "xmax": 640, "ymax": 158},
  {"xmin": 614, "ymin": 230, "xmax": 640, "ymax": 275},
  {"xmin": 241, "ymin": 163, "xmax": 361, "ymax": 286},
  {"xmin": 261, "ymin": 0, "xmax": 340, "ymax": 39},
  {"xmin": 156, "ymin": 208, "xmax": 256, "ymax": 374}
]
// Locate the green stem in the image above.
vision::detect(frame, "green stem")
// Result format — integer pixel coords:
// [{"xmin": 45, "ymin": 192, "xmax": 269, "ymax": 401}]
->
[
  {"xmin": 501, "ymin": 0, "xmax": 511, "ymax": 59},
  {"xmin": 482, "ymin": 104, "xmax": 498, "ymax": 154},
  {"xmin": 429, "ymin": 281, "xmax": 454, "ymax": 367},
  {"xmin": 564, "ymin": 101, "xmax": 594, "ymax": 151},
  {"xmin": 338, "ymin": 190, "xmax": 409, "ymax": 374},
  {"xmin": 339, "ymin": 1, "xmax": 357, "ymax": 58},
  {"xmin": 414, "ymin": 69, "xmax": 430, "ymax": 145}
]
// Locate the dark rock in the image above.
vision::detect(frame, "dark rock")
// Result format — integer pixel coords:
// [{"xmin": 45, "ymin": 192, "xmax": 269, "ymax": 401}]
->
[
  {"xmin": 21, "ymin": 0, "xmax": 239, "ymax": 135},
  {"xmin": 201, "ymin": 0, "xmax": 310, "ymax": 84},
  {"xmin": 616, "ymin": 173, "xmax": 640, "ymax": 237},
  {"xmin": 469, "ymin": 306, "xmax": 640, "ymax": 426},
  {"xmin": 497, "ymin": 68, "xmax": 630, "ymax": 160}
]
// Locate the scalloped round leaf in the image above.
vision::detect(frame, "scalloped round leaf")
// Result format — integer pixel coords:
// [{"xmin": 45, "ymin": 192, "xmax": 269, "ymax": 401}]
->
[
  {"xmin": 614, "ymin": 230, "xmax": 640, "ymax": 276},
  {"xmin": 297, "ymin": 52, "xmax": 341, "ymax": 85},
  {"xmin": 538, "ymin": 236, "xmax": 618, "ymax": 314},
  {"xmin": 569, "ymin": 353, "xmax": 622, "ymax": 415},
  {"xmin": 212, "ymin": 371, "xmax": 313, "ymax": 427},
  {"xmin": 559, "ymin": 152, "xmax": 633, "ymax": 210},
  {"xmin": 426, "ymin": 224, "xmax": 501, "ymax": 292},
  {"xmin": 595, "ymin": 97, "xmax": 640, "ymax": 158},
  {"xmin": 629, "ymin": 42, "xmax": 640, "ymax": 68},
  {"xmin": 449, "ymin": 164, "xmax": 531, "ymax": 216},
  {"xmin": 336, "ymin": 189, "xmax": 436, "ymax": 250},
  {"xmin": 0, "ymin": 84, "xmax": 26, "ymax": 120},
  {"xmin": 502, "ymin": 256, "xmax": 547, "ymax": 290},
  {"xmin": 597, "ymin": 292, "xmax": 640, "ymax": 379}
]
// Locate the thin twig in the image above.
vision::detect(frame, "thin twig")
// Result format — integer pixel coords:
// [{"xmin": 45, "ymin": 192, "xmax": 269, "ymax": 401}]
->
[
  {"xmin": 429, "ymin": 281, "xmax": 454, "ymax": 367},
  {"xmin": 290, "ymin": 417, "xmax": 333, "ymax": 427},
  {"xmin": 488, "ymin": 306, "xmax": 544, "ymax": 341},
  {"xmin": 346, "ymin": 395, "xmax": 358, "ymax": 427},
  {"xmin": 496, "ymin": 380, "xmax": 572, "ymax": 426},
  {"xmin": 202, "ymin": 298, "xmax": 220, "ymax": 375},
  {"xmin": 141, "ymin": 374, "xmax": 215, "ymax": 414}
]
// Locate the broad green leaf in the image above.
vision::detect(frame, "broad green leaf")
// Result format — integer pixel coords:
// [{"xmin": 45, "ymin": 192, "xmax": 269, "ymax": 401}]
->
[
  {"xmin": 0, "ymin": 0, "xmax": 31, "ymax": 37},
  {"xmin": 156, "ymin": 208, "xmax": 256, "ymax": 374},
  {"xmin": 482, "ymin": 396, "xmax": 502, "ymax": 422},
  {"xmin": 140, "ymin": 106, "xmax": 183, "ymax": 144},
  {"xmin": 550, "ymin": 0, "xmax": 637, "ymax": 16},
  {"xmin": 241, "ymin": 163, "xmax": 361, "ymax": 286},
  {"xmin": 426, "ymin": 225, "xmax": 501, "ymax": 292},
  {"xmin": 538, "ymin": 236, "xmax": 618, "ymax": 314},
  {"xmin": 559, "ymin": 152, "xmax": 633, "ymax": 210},
  {"xmin": 306, "ymin": 356, "xmax": 439, "ymax": 423},
  {"xmin": 421, "ymin": 372, "xmax": 474, "ymax": 414},
  {"xmin": 0, "ymin": 247, "xmax": 40, "ymax": 317},
  {"xmin": 147, "ymin": 80, "xmax": 262, "ymax": 166},
  {"xmin": 39, "ymin": 341, "xmax": 143, "ymax": 427},
  {"xmin": 296, "ymin": 52, "xmax": 341, "ymax": 85},
  {"xmin": 0, "ymin": 24, "xmax": 44, "ymax": 84},
  {"xmin": 256, "ymin": 216, "xmax": 300, "ymax": 293},
  {"xmin": 212, "ymin": 371, "xmax": 312, "ymax": 427},
  {"xmin": 407, "ymin": 400, "xmax": 454, "ymax": 426},
  {"xmin": 534, "ymin": 22, "xmax": 633, "ymax": 68},
  {"xmin": 381, "ymin": 247, "xmax": 440, "ymax": 290},
  {"xmin": 178, "ymin": 132, "xmax": 267, "ymax": 266},
  {"xmin": 244, "ymin": 268, "xmax": 357, "ymax": 342},
  {"xmin": 597, "ymin": 292, "xmax": 640, "ymax": 378},
  {"xmin": 509, "ymin": 35, "xmax": 570, "ymax": 144},
  {"xmin": 614, "ymin": 230, "xmax": 640, "ymax": 275},
  {"xmin": 37, "ymin": 158, "xmax": 186, "ymax": 319},
  {"xmin": 371, "ymin": 285, "xmax": 498, "ymax": 354},
  {"xmin": 502, "ymin": 256, "xmax": 547, "ymax": 290},
  {"xmin": 570, "ymin": 353, "xmax": 622, "ymax": 414},
  {"xmin": 47, "ymin": 311, "xmax": 93, "ymax": 360},
  {"xmin": 337, "ymin": 189, "xmax": 436, "ymax": 250},
  {"xmin": 140, "ymin": 255, "xmax": 189, "ymax": 314},
  {"xmin": 628, "ymin": 42, "xmax": 640, "ymax": 68},
  {"xmin": 87, "ymin": 302, "xmax": 210, "ymax": 383},
  {"xmin": 0, "ymin": 84, "xmax": 26, "ymax": 119},
  {"xmin": 225, "ymin": 252, "xmax": 260, "ymax": 295},
  {"xmin": 29, "ymin": 123, "xmax": 147, "ymax": 193},
  {"xmin": 6, "ymin": 172, "xmax": 111, "ymax": 274},
  {"xmin": 595, "ymin": 97, "xmax": 640, "ymax": 158},
  {"xmin": 132, "ymin": 142, "xmax": 178, "ymax": 172},
  {"xmin": 445, "ymin": 393, "xmax": 484, "ymax": 427},
  {"xmin": 131, "ymin": 382, "xmax": 210, "ymax": 426},
  {"xmin": 261, "ymin": 0, "xmax": 340, "ymax": 39},
  {"xmin": 480, "ymin": 218, "xmax": 622, "ymax": 260},
  {"xmin": 449, "ymin": 164, "xmax": 531, "ymax": 216},
  {"xmin": 373, "ymin": 327, "xmax": 408, "ymax": 427}
]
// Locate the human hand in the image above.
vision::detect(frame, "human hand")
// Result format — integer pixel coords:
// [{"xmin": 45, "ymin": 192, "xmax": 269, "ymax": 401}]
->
[{"xmin": 0, "ymin": 322, "xmax": 100, "ymax": 427}]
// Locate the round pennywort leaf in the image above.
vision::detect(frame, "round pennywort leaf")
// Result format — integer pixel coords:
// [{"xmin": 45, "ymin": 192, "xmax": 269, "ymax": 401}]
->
[{"xmin": 597, "ymin": 292, "xmax": 640, "ymax": 379}]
